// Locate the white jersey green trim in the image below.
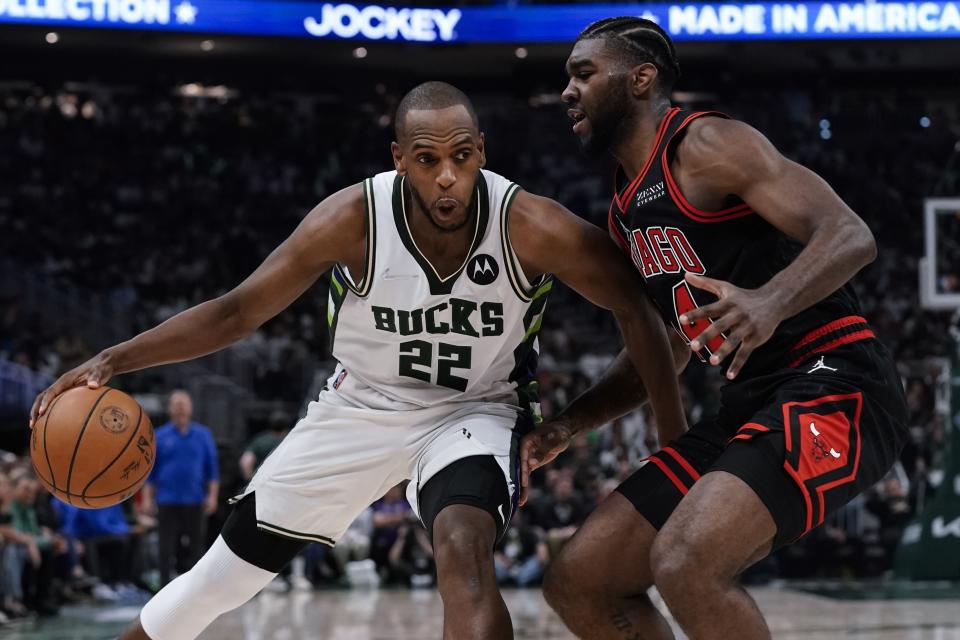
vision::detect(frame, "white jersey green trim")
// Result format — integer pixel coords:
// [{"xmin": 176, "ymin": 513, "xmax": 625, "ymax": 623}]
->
[
  {"xmin": 498, "ymin": 182, "xmax": 542, "ymax": 302},
  {"xmin": 337, "ymin": 178, "xmax": 376, "ymax": 297},
  {"xmin": 328, "ymin": 169, "xmax": 552, "ymax": 409}
]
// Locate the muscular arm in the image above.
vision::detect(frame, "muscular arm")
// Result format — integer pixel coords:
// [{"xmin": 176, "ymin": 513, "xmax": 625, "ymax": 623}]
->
[
  {"xmin": 509, "ymin": 191, "xmax": 687, "ymax": 443},
  {"xmin": 685, "ymin": 118, "xmax": 875, "ymax": 316},
  {"xmin": 673, "ymin": 118, "xmax": 876, "ymax": 376},
  {"xmin": 33, "ymin": 185, "xmax": 367, "ymax": 422}
]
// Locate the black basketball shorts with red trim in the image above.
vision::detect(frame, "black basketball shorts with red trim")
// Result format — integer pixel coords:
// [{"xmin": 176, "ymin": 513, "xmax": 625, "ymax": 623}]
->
[{"xmin": 616, "ymin": 338, "xmax": 908, "ymax": 549}]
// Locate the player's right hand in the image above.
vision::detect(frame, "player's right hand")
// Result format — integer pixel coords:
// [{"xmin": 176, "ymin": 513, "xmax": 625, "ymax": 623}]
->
[
  {"xmin": 519, "ymin": 420, "xmax": 575, "ymax": 507},
  {"xmin": 29, "ymin": 352, "xmax": 116, "ymax": 428}
]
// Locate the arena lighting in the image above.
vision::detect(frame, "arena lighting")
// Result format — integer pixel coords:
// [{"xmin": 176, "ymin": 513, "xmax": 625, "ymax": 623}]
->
[
  {"xmin": 920, "ymin": 116, "xmax": 932, "ymax": 127},
  {"xmin": 515, "ymin": 47, "xmax": 528, "ymax": 59},
  {"xmin": 58, "ymin": 95, "xmax": 77, "ymax": 118},
  {"xmin": 44, "ymin": 30, "xmax": 58, "ymax": 43},
  {"xmin": 0, "ymin": 1, "xmax": 958, "ymax": 42},
  {"xmin": 352, "ymin": 46, "xmax": 367, "ymax": 58},
  {"xmin": 180, "ymin": 82, "xmax": 201, "ymax": 96},
  {"xmin": 528, "ymin": 92, "xmax": 563, "ymax": 107},
  {"xmin": 176, "ymin": 82, "xmax": 236, "ymax": 98},
  {"xmin": 200, "ymin": 38, "xmax": 214, "ymax": 51},
  {"xmin": 671, "ymin": 91, "xmax": 720, "ymax": 102}
]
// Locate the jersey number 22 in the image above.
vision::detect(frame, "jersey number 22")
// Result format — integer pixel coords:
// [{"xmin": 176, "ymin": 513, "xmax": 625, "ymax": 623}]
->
[{"xmin": 399, "ymin": 341, "xmax": 472, "ymax": 391}]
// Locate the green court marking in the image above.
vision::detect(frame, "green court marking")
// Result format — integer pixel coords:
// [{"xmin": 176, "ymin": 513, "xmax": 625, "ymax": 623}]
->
[
  {"xmin": 775, "ymin": 621, "xmax": 960, "ymax": 637},
  {"xmin": 789, "ymin": 579, "xmax": 960, "ymax": 600},
  {"xmin": 1, "ymin": 604, "xmax": 134, "ymax": 639}
]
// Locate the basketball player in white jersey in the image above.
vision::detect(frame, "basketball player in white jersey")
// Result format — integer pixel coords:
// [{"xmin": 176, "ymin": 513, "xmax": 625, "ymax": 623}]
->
[{"xmin": 30, "ymin": 82, "xmax": 687, "ymax": 640}]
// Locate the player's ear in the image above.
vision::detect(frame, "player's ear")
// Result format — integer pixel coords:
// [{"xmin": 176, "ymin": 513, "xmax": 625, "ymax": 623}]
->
[
  {"xmin": 630, "ymin": 62, "xmax": 659, "ymax": 98},
  {"xmin": 391, "ymin": 141, "xmax": 406, "ymax": 175},
  {"xmin": 476, "ymin": 132, "xmax": 486, "ymax": 168}
]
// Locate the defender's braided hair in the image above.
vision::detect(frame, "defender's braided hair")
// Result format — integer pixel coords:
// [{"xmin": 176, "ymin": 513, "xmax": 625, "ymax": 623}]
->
[{"xmin": 577, "ymin": 17, "xmax": 681, "ymax": 93}]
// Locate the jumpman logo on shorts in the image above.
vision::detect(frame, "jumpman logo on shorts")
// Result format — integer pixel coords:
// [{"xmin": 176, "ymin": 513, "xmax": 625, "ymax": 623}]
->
[{"xmin": 807, "ymin": 356, "xmax": 838, "ymax": 374}]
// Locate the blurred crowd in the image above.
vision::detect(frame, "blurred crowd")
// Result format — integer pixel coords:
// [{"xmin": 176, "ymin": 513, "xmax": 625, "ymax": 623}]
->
[
  {"xmin": 0, "ymin": 74, "xmax": 959, "ymax": 620},
  {"xmin": 0, "ymin": 453, "xmax": 157, "ymax": 623}
]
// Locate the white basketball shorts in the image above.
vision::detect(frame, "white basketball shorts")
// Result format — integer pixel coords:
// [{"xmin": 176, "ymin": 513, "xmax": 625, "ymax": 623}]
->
[{"xmin": 237, "ymin": 367, "xmax": 524, "ymax": 545}]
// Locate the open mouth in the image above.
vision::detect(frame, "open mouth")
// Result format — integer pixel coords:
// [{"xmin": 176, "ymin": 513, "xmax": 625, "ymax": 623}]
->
[
  {"xmin": 435, "ymin": 198, "xmax": 460, "ymax": 215},
  {"xmin": 567, "ymin": 108, "xmax": 588, "ymax": 134}
]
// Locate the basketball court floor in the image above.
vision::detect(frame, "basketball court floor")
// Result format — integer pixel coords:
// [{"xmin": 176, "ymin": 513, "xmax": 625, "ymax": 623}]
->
[{"xmin": 4, "ymin": 585, "xmax": 960, "ymax": 639}]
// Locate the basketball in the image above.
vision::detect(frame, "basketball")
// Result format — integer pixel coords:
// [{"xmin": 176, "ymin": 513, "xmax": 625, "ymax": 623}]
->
[{"xmin": 29, "ymin": 386, "xmax": 155, "ymax": 509}]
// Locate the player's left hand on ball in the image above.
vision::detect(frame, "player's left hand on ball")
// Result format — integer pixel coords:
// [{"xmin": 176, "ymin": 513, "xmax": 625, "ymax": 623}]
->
[
  {"xmin": 519, "ymin": 420, "xmax": 575, "ymax": 507},
  {"xmin": 678, "ymin": 272, "xmax": 781, "ymax": 380}
]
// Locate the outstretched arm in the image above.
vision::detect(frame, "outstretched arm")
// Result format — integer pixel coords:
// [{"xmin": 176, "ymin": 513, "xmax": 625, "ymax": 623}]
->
[
  {"xmin": 674, "ymin": 117, "xmax": 876, "ymax": 378},
  {"xmin": 31, "ymin": 184, "xmax": 367, "ymax": 425},
  {"xmin": 509, "ymin": 191, "xmax": 688, "ymax": 445}
]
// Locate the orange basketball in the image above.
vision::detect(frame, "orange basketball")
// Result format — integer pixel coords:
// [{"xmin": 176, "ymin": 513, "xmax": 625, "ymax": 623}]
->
[{"xmin": 30, "ymin": 386, "xmax": 155, "ymax": 509}]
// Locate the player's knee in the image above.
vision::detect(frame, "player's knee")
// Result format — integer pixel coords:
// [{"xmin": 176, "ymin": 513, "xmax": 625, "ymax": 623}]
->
[
  {"xmin": 433, "ymin": 517, "xmax": 496, "ymax": 596},
  {"xmin": 157, "ymin": 562, "xmax": 259, "ymax": 615},
  {"xmin": 650, "ymin": 530, "xmax": 705, "ymax": 598},
  {"xmin": 434, "ymin": 522, "xmax": 493, "ymax": 570},
  {"xmin": 542, "ymin": 551, "xmax": 579, "ymax": 610}
]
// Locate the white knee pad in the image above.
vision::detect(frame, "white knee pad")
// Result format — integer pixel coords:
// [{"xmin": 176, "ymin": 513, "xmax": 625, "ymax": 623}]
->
[{"xmin": 140, "ymin": 536, "xmax": 277, "ymax": 640}]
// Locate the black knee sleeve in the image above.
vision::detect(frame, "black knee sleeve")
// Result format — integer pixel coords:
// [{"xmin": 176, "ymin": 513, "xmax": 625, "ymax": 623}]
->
[
  {"xmin": 418, "ymin": 455, "xmax": 513, "ymax": 543},
  {"xmin": 221, "ymin": 493, "xmax": 309, "ymax": 573}
]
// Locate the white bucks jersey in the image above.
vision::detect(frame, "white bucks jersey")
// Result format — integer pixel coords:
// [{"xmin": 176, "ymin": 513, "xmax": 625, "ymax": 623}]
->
[{"xmin": 327, "ymin": 169, "xmax": 551, "ymax": 412}]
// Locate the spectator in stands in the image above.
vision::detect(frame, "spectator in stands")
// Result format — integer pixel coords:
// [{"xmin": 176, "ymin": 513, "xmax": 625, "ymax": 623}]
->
[
  {"xmin": 332, "ymin": 506, "xmax": 373, "ymax": 572},
  {"xmin": 0, "ymin": 468, "xmax": 34, "ymax": 620},
  {"xmin": 388, "ymin": 521, "xmax": 434, "ymax": 588},
  {"xmin": 52, "ymin": 332, "xmax": 90, "ymax": 375},
  {"xmin": 8, "ymin": 474, "xmax": 65, "ymax": 615},
  {"xmin": 534, "ymin": 473, "xmax": 587, "ymax": 558},
  {"xmin": 494, "ymin": 509, "xmax": 548, "ymax": 587},
  {"xmin": 57, "ymin": 501, "xmax": 151, "ymax": 601},
  {"xmin": 370, "ymin": 483, "xmax": 415, "ymax": 584},
  {"xmin": 141, "ymin": 390, "xmax": 219, "ymax": 586},
  {"xmin": 866, "ymin": 475, "xmax": 913, "ymax": 569},
  {"xmin": 239, "ymin": 409, "xmax": 289, "ymax": 482}
]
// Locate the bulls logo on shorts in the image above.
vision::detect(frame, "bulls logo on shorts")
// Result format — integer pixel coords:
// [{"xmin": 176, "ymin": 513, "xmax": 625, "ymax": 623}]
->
[
  {"xmin": 782, "ymin": 392, "xmax": 863, "ymax": 534},
  {"xmin": 467, "ymin": 254, "xmax": 499, "ymax": 285}
]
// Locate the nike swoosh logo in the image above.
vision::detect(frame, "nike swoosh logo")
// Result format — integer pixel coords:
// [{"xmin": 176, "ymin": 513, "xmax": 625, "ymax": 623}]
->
[{"xmin": 497, "ymin": 503, "xmax": 506, "ymax": 526}]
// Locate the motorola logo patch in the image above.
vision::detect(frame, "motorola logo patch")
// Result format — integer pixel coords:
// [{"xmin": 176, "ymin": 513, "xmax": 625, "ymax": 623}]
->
[{"xmin": 467, "ymin": 254, "xmax": 499, "ymax": 285}]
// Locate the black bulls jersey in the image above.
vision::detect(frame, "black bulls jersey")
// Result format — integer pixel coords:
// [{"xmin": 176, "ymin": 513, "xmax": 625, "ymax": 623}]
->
[{"xmin": 608, "ymin": 108, "xmax": 869, "ymax": 377}]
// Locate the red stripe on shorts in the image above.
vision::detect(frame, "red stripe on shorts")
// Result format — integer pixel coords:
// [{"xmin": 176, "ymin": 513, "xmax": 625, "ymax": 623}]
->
[
  {"xmin": 647, "ymin": 455, "xmax": 690, "ymax": 495},
  {"xmin": 661, "ymin": 446, "xmax": 701, "ymax": 482}
]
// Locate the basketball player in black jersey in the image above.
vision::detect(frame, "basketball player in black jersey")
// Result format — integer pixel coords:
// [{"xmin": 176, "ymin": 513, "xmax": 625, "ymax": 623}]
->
[{"xmin": 521, "ymin": 17, "xmax": 909, "ymax": 640}]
